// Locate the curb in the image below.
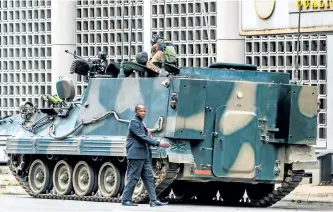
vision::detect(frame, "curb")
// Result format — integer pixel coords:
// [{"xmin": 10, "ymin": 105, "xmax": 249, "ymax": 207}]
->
[
  {"xmin": 0, "ymin": 185, "xmax": 27, "ymax": 195},
  {"xmin": 284, "ymin": 192, "xmax": 333, "ymax": 203},
  {"xmin": 0, "ymin": 167, "xmax": 24, "ymax": 195},
  {"xmin": 0, "ymin": 166, "xmax": 10, "ymax": 174},
  {"xmin": 0, "ymin": 173, "xmax": 26, "ymax": 195},
  {"xmin": 0, "ymin": 178, "xmax": 27, "ymax": 196}
]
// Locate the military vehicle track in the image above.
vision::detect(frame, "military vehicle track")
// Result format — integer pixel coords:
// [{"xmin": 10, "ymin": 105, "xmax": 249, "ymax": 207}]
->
[
  {"xmin": 9, "ymin": 159, "xmax": 304, "ymax": 208},
  {"xmin": 8, "ymin": 159, "xmax": 180, "ymax": 204},
  {"xmin": 161, "ymin": 169, "xmax": 305, "ymax": 208}
]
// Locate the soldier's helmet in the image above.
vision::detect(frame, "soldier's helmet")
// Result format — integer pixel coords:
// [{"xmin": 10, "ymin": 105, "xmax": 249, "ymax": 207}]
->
[
  {"xmin": 136, "ymin": 52, "xmax": 148, "ymax": 65},
  {"xmin": 151, "ymin": 34, "xmax": 163, "ymax": 45}
]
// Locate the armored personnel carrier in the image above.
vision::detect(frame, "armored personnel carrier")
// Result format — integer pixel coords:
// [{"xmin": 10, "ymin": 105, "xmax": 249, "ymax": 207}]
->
[{"xmin": 1, "ymin": 50, "xmax": 319, "ymax": 207}]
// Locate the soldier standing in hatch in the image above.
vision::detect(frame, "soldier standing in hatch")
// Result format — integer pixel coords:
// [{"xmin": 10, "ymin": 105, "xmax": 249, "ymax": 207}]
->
[
  {"xmin": 133, "ymin": 34, "xmax": 177, "ymax": 76},
  {"xmin": 121, "ymin": 104, "xmax": 170, "ymax": 207},
  {"xmin": 147, "ymin": 34, "xmax": 178, "ymax": 68}
]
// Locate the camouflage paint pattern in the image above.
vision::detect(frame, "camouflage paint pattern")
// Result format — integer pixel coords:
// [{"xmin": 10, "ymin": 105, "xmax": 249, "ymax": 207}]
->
[{"xmin": 1, "ymin": 64, "xmax": 319, "ymax": 184}]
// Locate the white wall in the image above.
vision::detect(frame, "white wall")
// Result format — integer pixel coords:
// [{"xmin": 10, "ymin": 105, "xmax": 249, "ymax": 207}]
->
[{"xmin": 240, "ymin": 0, "xmax": 333, "ymax": 35}]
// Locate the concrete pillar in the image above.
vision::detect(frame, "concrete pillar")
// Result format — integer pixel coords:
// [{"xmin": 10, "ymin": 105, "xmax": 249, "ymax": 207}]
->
[
  {"xmin": 326, "ymin": 35, "xmax": 333, "ymax": 151},
  {"xmin": 216, "ymin": 0, "xmax": 245, "ymax": 64},
  {"xmin": 51, "ymin": 0, "xmax": 77, "ymax": 94},
  {"xmin": 143, "ymin": 0, "xmax": 151, "ymax": 54}
]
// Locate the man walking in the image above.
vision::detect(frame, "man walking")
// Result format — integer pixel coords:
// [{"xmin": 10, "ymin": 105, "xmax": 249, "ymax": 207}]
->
[{"xmin": 121, "ymin": 104, "xmax": 170, "ymax": 207}]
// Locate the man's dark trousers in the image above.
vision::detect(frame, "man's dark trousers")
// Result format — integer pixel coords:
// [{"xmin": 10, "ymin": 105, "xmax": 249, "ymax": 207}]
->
[
  {"xmin": 122, "ymin": 158, "xmax": 156, "ymax": 202},
  {"xmin": 122, "ymin": 115, "xmax": 161, "ymax": 203}
]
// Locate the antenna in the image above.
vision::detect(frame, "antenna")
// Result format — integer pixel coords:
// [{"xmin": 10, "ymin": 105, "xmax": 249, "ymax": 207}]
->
[
  {"xmin": 202, "ymin": 1, "xmax": 215, "ymax": 65},
  {"xmin": 118, "ymin": 0, "xmax": 126, "ymax": 77},
  {"xmin": 159, "ymin": 0, "xmax": 167, "ymax": 76},
  {"xmin": 128, "ymin": 0, "xmax": 135, "ymax": 61},
  {"xmin": 295, "ymin": 5, "xmax": 302, "ymax": 84},
  {"xmin": 163, "ymin": 0, "xmax": 167, "ymax": 42}
]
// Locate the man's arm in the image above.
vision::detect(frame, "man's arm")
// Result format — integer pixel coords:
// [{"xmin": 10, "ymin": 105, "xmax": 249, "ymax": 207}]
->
[{"xmin": 129, "ymin": 120, "xmax": 160, "ymax": 147}]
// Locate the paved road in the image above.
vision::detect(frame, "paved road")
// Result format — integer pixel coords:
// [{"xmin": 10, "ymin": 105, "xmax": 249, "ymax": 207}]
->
[{"xmin": 0, "ymin": 195, "xmax": 332, "ymax": 212}]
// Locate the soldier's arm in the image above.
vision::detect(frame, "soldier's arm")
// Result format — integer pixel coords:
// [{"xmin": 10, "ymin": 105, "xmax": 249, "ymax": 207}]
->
[
  {"xmin": 147, "ymin": 61, "xmax": 161, "ymax": 73},
  {"xmin": 129, "ymin": 120, "xmax": 160, "ymax": 147}
]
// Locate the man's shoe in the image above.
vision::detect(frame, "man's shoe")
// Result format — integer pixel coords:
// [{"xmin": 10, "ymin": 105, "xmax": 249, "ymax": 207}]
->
[
  {"xmin": 121, "ymin": 201, "xmax": 138, "ymax": 206},
  {"xmin": 150, "ymin": 200, "xmax": 168, "ymax": 207}
]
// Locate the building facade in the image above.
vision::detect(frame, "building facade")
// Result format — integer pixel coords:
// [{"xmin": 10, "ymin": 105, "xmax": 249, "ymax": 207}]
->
[
  {"xmin": 241, "ymin": 0, "xmax": 332, "ymax": 151},
  {"xmin": 0, "ymin": 0, "xmax": 330, "ymax": 152}
]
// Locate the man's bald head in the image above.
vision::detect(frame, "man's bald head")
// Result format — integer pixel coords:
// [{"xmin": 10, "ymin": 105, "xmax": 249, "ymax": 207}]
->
[
  {"xmin": 135, "ymin": 104, "xmax": 146, "ymax": 112},
  {"xmin": 135, "ymin": 104, "xmax": 146, "ymax": 120}
]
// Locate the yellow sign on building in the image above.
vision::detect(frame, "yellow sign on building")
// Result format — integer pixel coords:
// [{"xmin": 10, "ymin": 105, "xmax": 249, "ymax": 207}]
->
[{"xmin": 290, "ymin": 0, "xmax": 333, "ymax": 12}]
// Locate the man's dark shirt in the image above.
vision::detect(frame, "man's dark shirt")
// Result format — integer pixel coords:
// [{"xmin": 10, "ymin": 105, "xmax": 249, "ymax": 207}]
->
[{"xmin": 126, "ymin": 115, "xmax": 160, "ymax": 159}]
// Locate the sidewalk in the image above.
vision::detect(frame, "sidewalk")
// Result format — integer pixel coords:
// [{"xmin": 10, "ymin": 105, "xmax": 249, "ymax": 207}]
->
[
  {"xmin": 1, "ymin": 165, "xmax": 333, "ymax": 203},
  {"xmin": 284, "ymin": 184, "xmax": 333, "ymax": 203},
  {"xmin": 0, "ymin": 166, "xmax": 26, "ymax": 195}
]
